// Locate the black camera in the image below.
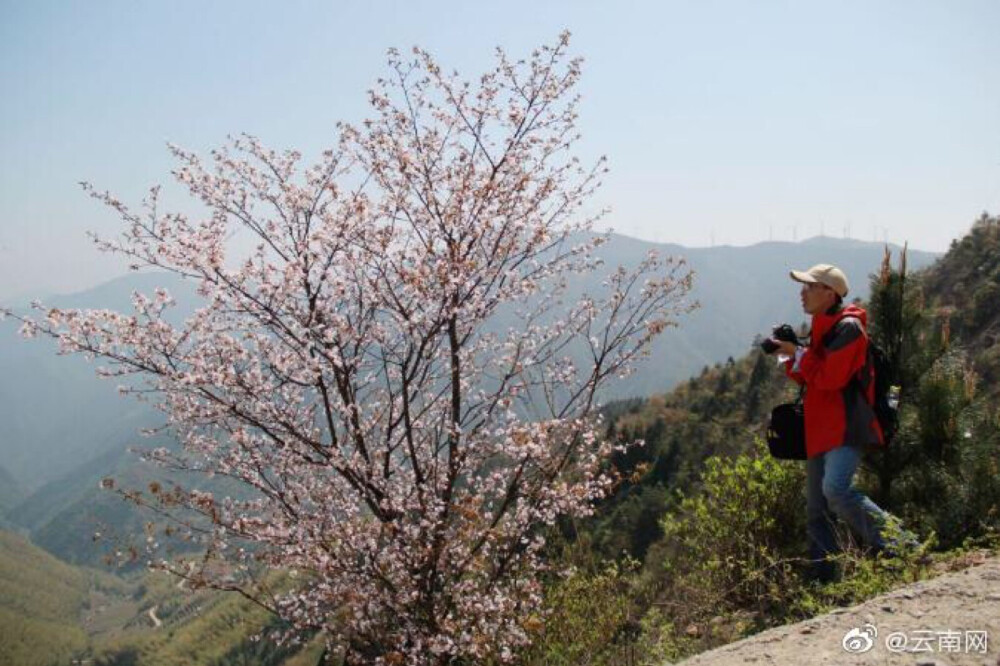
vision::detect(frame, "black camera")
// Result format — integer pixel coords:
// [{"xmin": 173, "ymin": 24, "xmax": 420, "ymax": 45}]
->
[
  {"xmin": 760, "ymin": 324, "xmax": 800, "ymax": 354},
  {"xmin": 771, "ymin": 324, "xmax": 799, "ymax": 344}
]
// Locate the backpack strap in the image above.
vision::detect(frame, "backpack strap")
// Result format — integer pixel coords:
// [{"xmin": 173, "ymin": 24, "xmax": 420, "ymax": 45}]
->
[
  {"xmin": 820, "ymin": 314, "xmax": 864, "ymax": 349},
  {"xmin": 819, "ymin": 314, "xmax": 869, "ymax": 392}
]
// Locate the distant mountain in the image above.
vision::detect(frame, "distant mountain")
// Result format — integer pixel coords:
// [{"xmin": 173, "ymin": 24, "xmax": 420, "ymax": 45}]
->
[
  {"xmin": 585, "ymin": 233, "xmax": 939, "ymax": 399},
  {"xmin": 0, "ymin": 271, "xmax": 197, "ymax": 492},
  {"xmin": 13, "ymin": 443, "xmax": 177, "ymax": 567},
  {"xmin": 0, "ymin": 237, "xmax": 938, "ymax": 497},
  {"xmin": 12, "ymin": 446, "xmax": 133, "ymax": 531},
  {"xmin": 0, "ymin": 464, "xmax": 25, "ymax": 518}
]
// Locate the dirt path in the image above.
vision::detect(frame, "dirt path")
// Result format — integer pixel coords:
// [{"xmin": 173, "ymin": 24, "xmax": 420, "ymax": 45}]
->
[
  {"xmin": 674, "ymin": 552, "xmax": 1000, "ymax": 666},
  {"xmin": 147, "ymin": 605, "xmax": 162, "ymax": 629}
]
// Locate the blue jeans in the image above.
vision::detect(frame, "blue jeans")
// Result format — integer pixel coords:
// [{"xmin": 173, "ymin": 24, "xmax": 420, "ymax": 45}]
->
[{"xmin": 806, "ymin": 444, "xmax": 891, "ymax": 580}]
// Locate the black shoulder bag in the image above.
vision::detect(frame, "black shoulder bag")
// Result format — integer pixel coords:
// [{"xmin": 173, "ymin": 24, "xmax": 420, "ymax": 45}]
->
[{"xmin": 766, "ymin": 384, "xmax": 806, "ymax": 460}]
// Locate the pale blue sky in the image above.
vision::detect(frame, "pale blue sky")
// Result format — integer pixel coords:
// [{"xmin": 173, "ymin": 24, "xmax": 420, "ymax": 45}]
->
[{"xmin": 2, "ymin": 0, "xmax": 999, "ymax": 302}]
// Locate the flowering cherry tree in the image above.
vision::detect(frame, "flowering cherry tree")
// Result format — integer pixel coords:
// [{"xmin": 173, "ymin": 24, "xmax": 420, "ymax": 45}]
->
[{"xmin": 4, "ymin": 33, "xmax": 693, "ymax": 664}]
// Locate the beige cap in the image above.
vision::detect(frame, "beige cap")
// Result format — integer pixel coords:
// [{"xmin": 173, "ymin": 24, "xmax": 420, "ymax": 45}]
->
[{"xmin": 790, "ymin": 263, "xmax": 850, "ymax": 297}]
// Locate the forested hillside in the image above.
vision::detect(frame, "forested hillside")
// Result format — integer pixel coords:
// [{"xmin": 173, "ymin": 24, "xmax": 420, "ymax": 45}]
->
[
  {"xmin": 585, "ymin": 348, "xmax": 796, "ymax": 562},
  {"xmin": 0, "ymin": 235, "xmax": 936, "ymax": 575},
  {"xmin": 0, "ymin": 221, "xmax": 989, "ymax": 665},
  {"xmin": 921, "ymin": 212, "xmax": 1000, "ymax": 391},
  {"xmin": 0, "ymin": 527, "xmax": 326, "ymax": 666},
  {"xmin": 0, "ymin": 530, "xmax": 97, "ymax": 665},
  {"xmin": 524, "ymin": 214, "xmax": 1000, "ymax": 665}
]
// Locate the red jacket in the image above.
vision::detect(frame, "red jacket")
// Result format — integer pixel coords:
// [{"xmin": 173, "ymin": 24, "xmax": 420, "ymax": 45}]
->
[{"xmin": 784, "ymin": 304, "xmax": 884, "ymax": 459}]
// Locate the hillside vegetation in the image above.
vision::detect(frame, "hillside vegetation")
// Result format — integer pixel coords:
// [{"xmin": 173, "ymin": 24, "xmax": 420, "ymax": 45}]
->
[
  {"xmin": 0, "ymin": 530, "xmax": 94, "ymax": 665},
  {"xmin": 523, "ymin": 214, "xmax": 1000, "ymax": 665},
  {"xmin": 0, "ymin": 528, "xmax": 326, "ymax": 665},
  {"xmin": 0, "ymin": 222, "xmax": 990, "ymax": 665}
]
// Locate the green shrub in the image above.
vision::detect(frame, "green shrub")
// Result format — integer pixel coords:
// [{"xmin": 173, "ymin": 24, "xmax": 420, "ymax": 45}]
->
[
  {"xmin": 650, "ymin": 438, "xmax": 806, "ymax": 620},
  {"xmin": 628, "ymin": 439, "xmax": 941, "ymax": 663},
  {"xmin": 516, "ymin": 536, "xmax": 639, "ymax": 666},
  {"xmin": 969, "ymin": 282, "xmax": 1000, "ymax": 329}
]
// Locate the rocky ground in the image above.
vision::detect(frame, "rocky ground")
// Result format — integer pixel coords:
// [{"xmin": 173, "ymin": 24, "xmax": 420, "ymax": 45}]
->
[{"xmin": 673, "ymin": 551, "xmax": 1000, "ymax": 666}]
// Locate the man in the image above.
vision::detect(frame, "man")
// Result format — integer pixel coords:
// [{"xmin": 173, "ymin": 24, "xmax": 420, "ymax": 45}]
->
[{"xmin": 770, "ymin": 263, "xmax": 912, "ymax": 583}]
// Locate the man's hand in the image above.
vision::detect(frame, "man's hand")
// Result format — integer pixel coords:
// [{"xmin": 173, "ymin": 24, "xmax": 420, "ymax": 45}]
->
[{"xmin": 776, "ymin": 340, "xmax": 798, "ymax": 357}]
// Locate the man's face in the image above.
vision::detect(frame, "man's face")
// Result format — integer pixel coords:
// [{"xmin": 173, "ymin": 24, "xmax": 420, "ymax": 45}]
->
[{"xmin": 800, "ymin": 282, "xmax": 836, "ymax": 315}]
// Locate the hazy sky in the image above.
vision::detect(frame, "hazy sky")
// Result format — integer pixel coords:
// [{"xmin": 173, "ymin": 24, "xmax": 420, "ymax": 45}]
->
[{"xmin": 2, "ymin": 0, "xmax": 998, "ymax": 303}]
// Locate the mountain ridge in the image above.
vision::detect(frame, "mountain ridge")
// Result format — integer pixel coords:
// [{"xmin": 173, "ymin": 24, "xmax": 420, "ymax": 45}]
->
[{"xmin": 0, "ymin": 233, "xmax": 939, "ymax": 492}]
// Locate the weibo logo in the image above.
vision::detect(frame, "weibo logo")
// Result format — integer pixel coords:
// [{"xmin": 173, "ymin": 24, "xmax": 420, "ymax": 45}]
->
[{"xmin": 842, "ymin": 623, "xmax": 878, "ymax": 653}]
